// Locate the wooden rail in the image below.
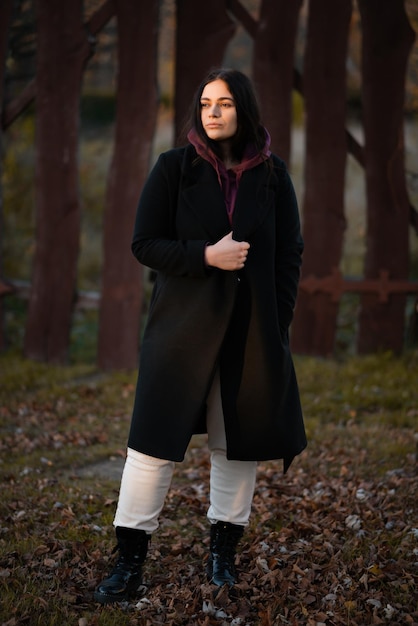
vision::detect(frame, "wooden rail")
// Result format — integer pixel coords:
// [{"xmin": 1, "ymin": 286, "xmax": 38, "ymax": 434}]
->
[
  {"xmin": 3, "ymin": 270, "xmax": 417, "ymax": 310},
  {"xmin": 299, "ymin": 268, "xmax": 418, "ymax": 303},
  {"xmin": 0, "ymin": 279, "xmax": 100, "ymax": 310}
]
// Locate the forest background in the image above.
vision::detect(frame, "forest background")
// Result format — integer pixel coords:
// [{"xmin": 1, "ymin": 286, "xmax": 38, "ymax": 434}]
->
[{"xmin": 2, "ymin": 0, "xmax": 418, "ymax": 363}]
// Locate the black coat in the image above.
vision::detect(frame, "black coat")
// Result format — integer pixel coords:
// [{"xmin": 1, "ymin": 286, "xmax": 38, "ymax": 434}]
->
[{"xmin": 128, "ymin": 144, "xmax": 306, "ymax": 470}]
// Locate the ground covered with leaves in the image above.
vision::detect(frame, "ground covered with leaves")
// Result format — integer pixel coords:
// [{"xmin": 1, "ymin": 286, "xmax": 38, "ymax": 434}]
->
[{"xmin": 0, "ymin": 351, "xmax": 417, "ymax": 625}]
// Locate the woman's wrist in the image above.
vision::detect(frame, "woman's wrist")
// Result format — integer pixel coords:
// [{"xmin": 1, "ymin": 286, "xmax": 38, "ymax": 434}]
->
[{"xmin": 204, "ymin": 243, "xmax": 214, "ymax": 267}]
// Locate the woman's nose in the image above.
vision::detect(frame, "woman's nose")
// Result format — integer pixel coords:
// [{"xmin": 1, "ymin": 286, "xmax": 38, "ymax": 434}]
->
[{"xmin": 209, "ymin": 104, "xmax": 221, "ymax": 117}]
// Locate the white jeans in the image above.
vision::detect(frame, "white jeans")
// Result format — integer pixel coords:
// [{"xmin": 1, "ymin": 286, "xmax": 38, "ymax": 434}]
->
[{"xmin": 114, "ymin": 371, "xmax": 257, "ymax": 533}]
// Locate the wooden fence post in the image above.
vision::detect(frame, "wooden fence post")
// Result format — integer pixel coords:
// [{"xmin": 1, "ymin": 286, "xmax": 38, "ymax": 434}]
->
[
  {"xmin": 357, "ymin": 0, "xmax": 415, "ymax": 354},
  {"xmin": 24, "ymin": 0, "xmax": 88, "ymax": 363},
  {"xmin": 97, "ymin": 0, "xmax": 159, "ymax": 370},
  {"xmin": 291, "ymin": 0, "xmax": 352, "ymax": 356},
  {"xmin": 0, "ymin": 0, "xmax": 14, "ymax": 352}
]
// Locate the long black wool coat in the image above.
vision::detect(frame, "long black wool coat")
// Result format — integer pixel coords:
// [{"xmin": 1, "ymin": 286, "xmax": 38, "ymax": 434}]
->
[{"xmin": 128, "ymin": 144, "xmax": 307, "ymax": 470}]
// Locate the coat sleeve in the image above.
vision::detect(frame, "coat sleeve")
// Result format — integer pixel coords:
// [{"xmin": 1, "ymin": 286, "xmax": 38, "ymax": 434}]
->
[
  {"xmin": 131, "ymin": 150, "xmax": 208, "ymax": 278},
  {"xmin": 274, "ymin": 161, "xmax": 304, "ymax": 330}
]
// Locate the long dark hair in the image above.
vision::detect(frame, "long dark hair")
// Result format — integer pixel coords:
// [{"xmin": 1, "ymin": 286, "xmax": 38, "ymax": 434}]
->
[{"xmin": 187, "ymin": 68, "xmax": 267, "ymax": 162}]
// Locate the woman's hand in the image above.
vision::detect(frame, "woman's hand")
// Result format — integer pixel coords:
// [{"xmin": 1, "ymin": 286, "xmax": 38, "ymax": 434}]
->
[{"xmin": 205, "ymin": 231, "xmax": 250, "ymax": 271}]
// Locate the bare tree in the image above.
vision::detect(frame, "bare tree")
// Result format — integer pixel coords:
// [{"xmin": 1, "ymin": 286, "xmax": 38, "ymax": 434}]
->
[
  {"xmin": 174, "ymin": 0, "xmax": 236, "ymax": 144},
  {"xmin": 97, "ymin": 0, "xmax": 160, "ymax": 370},
  {"xmin": 357, "ymin": 0, "xmax": 415, "ymax": 354},
  {"xmin": 253, "ymin": 0, "xmax": 303, "ymax": 163},
  {"xmin": 24, "ymin": 0, "xmax": 88, "ymax": 363},
  {"xmin": 291, "ymin": 0, "xmax": 352, "ymax": 356}
]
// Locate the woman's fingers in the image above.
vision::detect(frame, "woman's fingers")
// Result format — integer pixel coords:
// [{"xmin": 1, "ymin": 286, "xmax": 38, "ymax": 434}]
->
[{"xmin": 205, "ymin": 232, "xmax": 250, "ymax": 270}]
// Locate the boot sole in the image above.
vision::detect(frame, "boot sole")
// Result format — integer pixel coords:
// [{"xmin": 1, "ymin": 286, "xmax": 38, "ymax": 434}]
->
[
  {"xmin": 94, "ymin": 590, "xmax": 132, "ymax": 604},
  {"xmin": 94, "ymin": 583, "xmax": 140, "ymax": 604}
]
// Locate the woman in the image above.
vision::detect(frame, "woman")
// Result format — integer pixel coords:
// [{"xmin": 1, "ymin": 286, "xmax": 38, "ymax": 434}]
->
[{"xmin": 94, "ymin": 68, "xmax": 306, "ymax": 604}]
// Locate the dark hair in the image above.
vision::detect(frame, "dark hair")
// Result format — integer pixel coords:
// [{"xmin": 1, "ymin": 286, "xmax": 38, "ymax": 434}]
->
[{"xmin": 187, "ymin": 68, "xmax": 266, "ymax": 162}]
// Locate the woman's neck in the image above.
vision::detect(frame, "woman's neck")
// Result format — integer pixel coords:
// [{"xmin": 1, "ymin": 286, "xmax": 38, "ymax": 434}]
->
[{"xmin": 219, "ymin": 142, "xmax": 238, "ymax": 169}]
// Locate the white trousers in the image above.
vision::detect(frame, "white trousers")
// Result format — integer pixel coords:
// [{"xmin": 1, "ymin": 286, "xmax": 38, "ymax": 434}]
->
[{"xmin": 114, "ymin": 371, "xmax": 257, "ymax": 533}]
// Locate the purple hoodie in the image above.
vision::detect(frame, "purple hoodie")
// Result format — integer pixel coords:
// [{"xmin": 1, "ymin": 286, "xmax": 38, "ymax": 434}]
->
[{"xmin": 187, "ymin": 127, "xmax": 271, "ymax": 225}]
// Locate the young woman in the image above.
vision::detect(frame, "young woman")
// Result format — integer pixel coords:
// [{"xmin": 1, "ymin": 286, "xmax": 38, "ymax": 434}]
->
[{"xmin": 94, "ymin": 68, "xmax": 306, "ymax": 604}]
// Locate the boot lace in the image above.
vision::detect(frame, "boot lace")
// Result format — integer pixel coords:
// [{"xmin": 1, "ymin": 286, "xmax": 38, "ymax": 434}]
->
[
  {"xmin": 211, "ymin": 524, "xmax": 243, "ymax": 568},
  {"xmin": 109, "ymin": 545, "xmax": 143, "ymax": 577}
]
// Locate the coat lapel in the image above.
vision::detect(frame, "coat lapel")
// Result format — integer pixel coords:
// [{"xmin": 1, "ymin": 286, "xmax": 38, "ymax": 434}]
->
[
  {"xmin": 181, "ymin": 150, "xmax": 231, "ymax": 241},
  {"xmin": 232, "ymin": 164, "xmax": 276, "ymax": 240}
]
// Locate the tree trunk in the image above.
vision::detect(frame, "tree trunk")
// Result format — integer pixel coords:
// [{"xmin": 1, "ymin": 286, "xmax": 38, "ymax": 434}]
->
[
  {"xmin": 253, "ymin": 0, "xmax": 303, "ymax": 163},
  {"xmin": 291, "ymin": 0, "xmax": 352, "ymax": 356},
  {"xmin": 0, "ymin": 0, "xmax": 14, "ymax": 352},
  {"xmin": 357, "ymin": 0, "xmax": 415, "ymax": 354},
  {"xmin": 174, "ymin": 0, "xmax": 236, "ymax": 145},
  {"xmin": 24, "ymin": 0, "xmax": 88, "ymax": 363},
  {"xmin": 97, "ymin": 0, "xmax": 159, "ymax": 371}
]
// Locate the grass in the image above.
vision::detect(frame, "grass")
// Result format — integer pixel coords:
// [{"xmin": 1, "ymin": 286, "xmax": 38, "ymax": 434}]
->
[{"xmin": 0, "ymin": 350, "xmax": 417, "ymax": 625}]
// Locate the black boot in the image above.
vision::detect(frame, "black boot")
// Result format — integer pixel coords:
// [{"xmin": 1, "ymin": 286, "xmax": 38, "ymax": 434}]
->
[
  {"xmin": 94, "ymin": 527, "xmax": 150, "ymax": 604},
  {"xmin": 206, "ymin": 521, "xmax": 244, "ymax": 586}
]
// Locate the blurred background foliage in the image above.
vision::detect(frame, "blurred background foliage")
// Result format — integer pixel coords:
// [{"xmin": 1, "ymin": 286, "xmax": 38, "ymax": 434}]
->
[{"xmin": 1, "ymin": 0, "xmax": 418, "ymax": 362}]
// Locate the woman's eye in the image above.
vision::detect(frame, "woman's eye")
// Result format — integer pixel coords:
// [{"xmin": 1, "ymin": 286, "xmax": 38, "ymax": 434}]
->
[{"xmin": 200, "ymin": 102, "xmax": 234, "ymax": 108}]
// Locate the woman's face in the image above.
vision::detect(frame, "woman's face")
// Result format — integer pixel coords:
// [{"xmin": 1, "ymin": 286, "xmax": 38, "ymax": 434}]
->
[{"xmin": 200, "ymin": 79, "xmax": 237, "ymax": 142}]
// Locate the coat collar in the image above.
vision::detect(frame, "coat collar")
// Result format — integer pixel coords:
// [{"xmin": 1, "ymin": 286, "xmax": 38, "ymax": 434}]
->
[{"xmin": 180, "ymin": 145, "xmax": 275, "ymax": 242}]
